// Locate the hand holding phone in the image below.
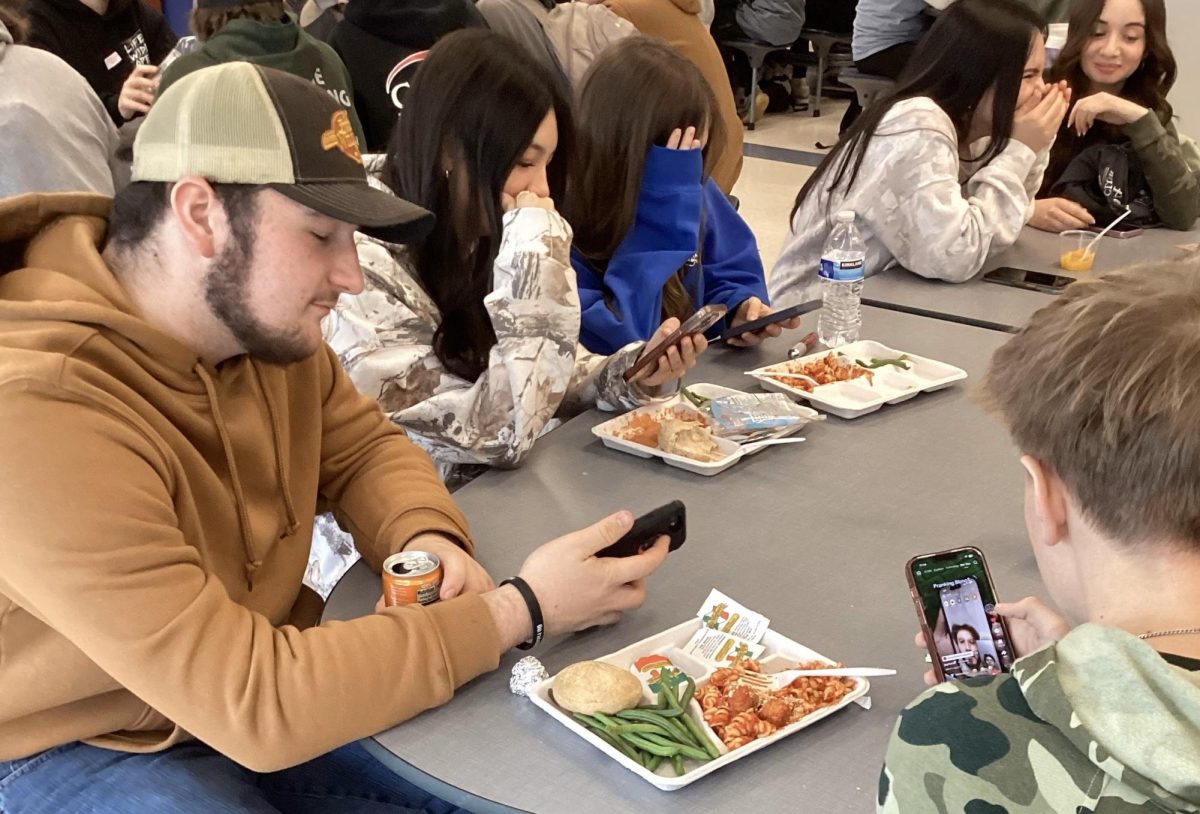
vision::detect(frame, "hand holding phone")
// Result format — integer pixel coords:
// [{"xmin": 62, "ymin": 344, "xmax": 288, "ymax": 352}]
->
[
  {"xmin": 594, "ymin": 501, "xmax": 686, "ymax": 558},
  {"xmin": 623, "ymin": 305, "xmax": 726, "ymax": 382},
  {"xmin": 905, "ymin": 547, "xmax": 1015, "ymax": 682},
  {"xmin": 718, "ymin": 299, "xmax": 821, "ymax": 343}
]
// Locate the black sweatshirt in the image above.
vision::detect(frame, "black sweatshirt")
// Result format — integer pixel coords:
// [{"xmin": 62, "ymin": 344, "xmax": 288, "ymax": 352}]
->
[
  {"xmin": 27, "ymin": 0, "xmax": 177, "ymax": 125},
  {"xmin": 328, "ymin": 0, "xmax": 485, "ymax": 152}
]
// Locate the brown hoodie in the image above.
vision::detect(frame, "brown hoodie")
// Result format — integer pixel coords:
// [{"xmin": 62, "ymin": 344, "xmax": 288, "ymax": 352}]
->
[
  {"xmin": 605, "ymin": 0, "xmax": 743, "ymax": 194},
  {"xmin": 0, "ymin": 193, "xmax": 503, "ymax": 770}
]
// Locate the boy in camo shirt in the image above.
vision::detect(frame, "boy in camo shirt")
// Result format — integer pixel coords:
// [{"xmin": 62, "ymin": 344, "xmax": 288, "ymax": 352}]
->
[{"xmin": 879, "ymin": 260, "xmax": 1200, "ymax": 813}]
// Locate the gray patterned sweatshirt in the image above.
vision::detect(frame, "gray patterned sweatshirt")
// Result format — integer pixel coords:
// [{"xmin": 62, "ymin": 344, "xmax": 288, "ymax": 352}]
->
[
  {"xmin": 322, "ymin": 205, "xmax": 661, "ymax": 486},
  {"xmin": 770, "ymin": 97, "xmax": 1050, "ymax": 306}
]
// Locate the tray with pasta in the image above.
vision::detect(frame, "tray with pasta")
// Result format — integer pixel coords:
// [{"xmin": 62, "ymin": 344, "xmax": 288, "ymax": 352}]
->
[
  {"xmin": 745, "ymin": 340, "xmax": 967, "ymax": 419},
  {"xmin": 527, "ymin": 591, "xmax": 869, "ymax": 790}
]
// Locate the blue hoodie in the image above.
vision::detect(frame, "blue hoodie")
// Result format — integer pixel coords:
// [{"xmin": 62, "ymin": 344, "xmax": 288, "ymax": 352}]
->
[{"xmin": 573, "ymin": 146, "xmax": 768, "ymax": 355}]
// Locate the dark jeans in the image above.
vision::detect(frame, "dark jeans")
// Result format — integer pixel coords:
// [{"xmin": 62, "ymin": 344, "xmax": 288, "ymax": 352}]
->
[
  {"xmin": 839, "ymin": 40, "xmax": 918, "ymax": 133},
  {"xmin": 0, "ymin": 740, "xmax": 471, "ymax": 814}
]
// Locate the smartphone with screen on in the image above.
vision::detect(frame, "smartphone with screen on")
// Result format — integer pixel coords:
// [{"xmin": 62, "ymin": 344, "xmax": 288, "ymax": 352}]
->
[
  {"xmin": 905, "ymin": 547, "xmax": 1015, "ymax": 682},
  {"xmin": 622, "ymin": 304, "xmax": 727, "ymax": 382},
  {"xmin": 982, "ymin": 267, "xmax": 1075, "ymax": 294},
  {"xmin": 594, "ymin": 501, "xmax": 686, "ymax": 558}
]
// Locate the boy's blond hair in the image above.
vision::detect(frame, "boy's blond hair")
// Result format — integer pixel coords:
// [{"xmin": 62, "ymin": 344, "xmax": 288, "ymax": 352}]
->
[
  {"xmin": 190, "ymin": 1, "xmax": 286, "ymax": 42},
  {"xmin": 983, "ymin": 260, "xmax": 1200, "ymax": 548}
]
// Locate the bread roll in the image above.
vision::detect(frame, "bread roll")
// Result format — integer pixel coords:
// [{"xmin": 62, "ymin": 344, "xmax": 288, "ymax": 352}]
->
[{"xmin": 552, "ymin": 661, "xmax": 643, "ymax": 715}]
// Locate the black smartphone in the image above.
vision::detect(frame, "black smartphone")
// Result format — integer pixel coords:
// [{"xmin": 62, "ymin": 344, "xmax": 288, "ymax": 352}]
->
[
  {"xmin": 982, "ymin": 267, "xmax": 1075, "ymax": 294},
  {"xmin": 1086, "ymin": 222, "xmax": 1144, "ymax": 239},
  {"xmin": 717, "ymin": 299, "xmax": 821, "ymax": 342},
  {"xmin": 595, "ymin": 501, "xmax": 686, "ymax": 558},
  {"xmin": 622, "ymin": 305, "xmax": 727, "ymax": 382},
  {"xmin": 905, "ymin": 547, "xmax": 1015, "ymax": 682}
]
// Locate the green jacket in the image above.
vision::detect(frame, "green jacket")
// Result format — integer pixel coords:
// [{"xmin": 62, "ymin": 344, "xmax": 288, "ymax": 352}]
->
[
  {"xmin": 879, "ymin": 624, "xmax": 1200, "ymax": 813},
  {"xmin": 159, "ymin": 17, "xmax": 366, "ymax": 149}
]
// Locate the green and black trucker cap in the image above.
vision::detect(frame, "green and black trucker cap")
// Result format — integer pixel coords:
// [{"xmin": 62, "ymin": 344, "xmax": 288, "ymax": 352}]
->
[{"xmin": 132, "ymin": 62, "xmax": 432, "ymax": 243}]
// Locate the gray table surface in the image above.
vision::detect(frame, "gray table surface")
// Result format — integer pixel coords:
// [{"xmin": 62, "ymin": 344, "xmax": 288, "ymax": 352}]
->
[
  {"xmin": 863, "ymin": 225, "xmax": 1200, "ymax": 332},
  {"xmin": 324, "ymin": 306, "xmax": 1043, "ymax": 814}
]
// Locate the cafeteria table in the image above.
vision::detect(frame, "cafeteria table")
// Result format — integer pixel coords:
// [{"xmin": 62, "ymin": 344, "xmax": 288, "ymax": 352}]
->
[
  {"xmin": 323, "ymin": 305, "xmax": 1043, "ymax": 813},
  {"xmin": 863, "ymin": 224, "xmax": 1200, "ymax": 332}
]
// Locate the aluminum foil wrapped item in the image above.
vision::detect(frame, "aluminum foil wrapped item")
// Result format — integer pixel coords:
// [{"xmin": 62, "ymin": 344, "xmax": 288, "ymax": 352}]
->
[{"xmin": 509, "ymin": 656, "xmax": 549, "ymax": 697}]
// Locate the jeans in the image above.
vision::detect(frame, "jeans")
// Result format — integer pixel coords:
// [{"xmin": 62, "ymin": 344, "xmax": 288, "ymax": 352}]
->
[{"xmin": 0, "ymin": 740, "xmax": 472, "ymax": 814}]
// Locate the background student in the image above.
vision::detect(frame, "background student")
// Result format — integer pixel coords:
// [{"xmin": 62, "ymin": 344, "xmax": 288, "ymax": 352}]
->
[
  {"xmin": 158, "ymin": 0, "xmax": 366, "ymax": 147},
  {"xmin": 0, "ymin": 0, "xmax": 123, "ymax": 197},
  {"xmin": 1032, "ymin": 0, "xmax": 1200, "ymax": 232},
  {"xmin": 771, "ymin": 0, "xmax": 1067, "ymax": 306},
  {"xmin": 880, "ymin": 261, "xmax": 1200, "ymax": 812},
  {"xmin": 567, "ymin": 36, "xmax": 794, "ymax": 356},
  {"xmin": 25, "ymin": 0, "xmax": 177, "ymax": 124}
]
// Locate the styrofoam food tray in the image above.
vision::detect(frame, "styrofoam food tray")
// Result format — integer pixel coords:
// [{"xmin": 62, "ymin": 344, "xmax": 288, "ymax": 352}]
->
[
  {"xmin": 747, "ymin": 340, "xmax": 967, "ymax": 419},
  {"xmin": 528, "ymin": 618, "xmax": 869, "ymax": 791},
  {"xmin": 591, "ymin": 383, "xmax": 819, "ymax": 476}
]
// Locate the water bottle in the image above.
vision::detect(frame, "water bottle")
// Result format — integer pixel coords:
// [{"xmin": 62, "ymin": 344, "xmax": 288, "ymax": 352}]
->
[{"xmin": 818, "ymin": 210, "xmax": 865, "ymax": 348}]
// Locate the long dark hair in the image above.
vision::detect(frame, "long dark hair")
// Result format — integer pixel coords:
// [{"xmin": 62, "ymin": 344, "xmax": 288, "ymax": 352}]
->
[
  {"xmin": 791, "ymin": 0, "xmax": 1045, "ymax": 222},
  {"xmin": 566, "ymin": 36, "xmax": 723, "ymax": 323},
  {"xmin": 1043, "ymin": 0, "xmax": 1175, "ymax": 191},
  {"xmin": 384, "ymin": 29, "xmax": 573, "ymax": 382}
]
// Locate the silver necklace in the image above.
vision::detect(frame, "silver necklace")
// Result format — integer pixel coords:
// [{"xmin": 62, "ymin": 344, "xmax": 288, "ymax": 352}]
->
[{"xmin": 1138, "ymin": 627, "xmax": 1200, "ymax": 640}]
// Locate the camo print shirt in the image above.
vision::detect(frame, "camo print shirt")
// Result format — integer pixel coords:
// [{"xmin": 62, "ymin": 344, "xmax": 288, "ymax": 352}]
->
[
  {"xmin": 322, "ymin": 205, "xmax": 663, "ymax": 487},
  {"xmin": 879, "ymin": 623, "xmax": 1200, "ymax": 813}
]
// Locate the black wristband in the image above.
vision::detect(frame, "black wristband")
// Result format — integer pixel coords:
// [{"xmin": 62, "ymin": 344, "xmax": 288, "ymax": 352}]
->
[{"xmin": 501, "ymin": 576, "xmax": 544, "ymax": 650}]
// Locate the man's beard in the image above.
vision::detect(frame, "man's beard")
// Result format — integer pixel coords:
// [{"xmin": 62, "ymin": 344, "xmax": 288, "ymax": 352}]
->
[{"xmin": 204, "ymin": 220, "xmax": 316, "ymax": 366}]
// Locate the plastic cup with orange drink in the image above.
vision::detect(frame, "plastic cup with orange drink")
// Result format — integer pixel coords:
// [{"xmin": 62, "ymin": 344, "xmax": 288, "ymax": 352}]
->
[{"xmin": 1059, "ymin": 229, "xmax": 1096, "ymax": 273}]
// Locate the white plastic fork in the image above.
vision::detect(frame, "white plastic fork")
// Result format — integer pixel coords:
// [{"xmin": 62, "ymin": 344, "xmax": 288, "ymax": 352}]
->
[{"xmin": 741, "ymin": 667, "xmax": 897, "ymax": 691}]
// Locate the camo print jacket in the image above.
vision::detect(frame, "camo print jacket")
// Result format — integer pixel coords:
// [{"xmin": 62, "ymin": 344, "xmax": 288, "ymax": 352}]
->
[
  {"xmin": 879, "ymin": 623, "xmax": 1200, "ymax": 813},
  {"xmin": 322, "ymin": 205, "xmax": 661, "ymax": 486}
]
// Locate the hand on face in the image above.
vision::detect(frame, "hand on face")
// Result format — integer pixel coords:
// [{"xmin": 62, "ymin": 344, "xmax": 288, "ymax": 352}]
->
[
  {"xmin": 628, "ymin": 317, "xmax": 708, "ymax": 389},
  {"xmin": 1012, "ymin": 80, "xmax": 1072, "ymax": 154},
  {"xmin": 665, "ymin": 126, "xmax": 704, "ymax": 151},
  {"xmin": 501, "ymin": 189, "xmax": 557, "ymax": 213}
]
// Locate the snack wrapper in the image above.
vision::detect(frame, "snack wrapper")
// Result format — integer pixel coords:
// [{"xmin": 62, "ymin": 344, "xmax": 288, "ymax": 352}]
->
[{"xmin": 708, "ymin": 393, "xmax": 816, "ymax": 434}]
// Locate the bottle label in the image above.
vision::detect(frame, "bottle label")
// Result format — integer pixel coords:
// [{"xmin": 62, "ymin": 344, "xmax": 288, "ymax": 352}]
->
[{"xmin": 819, "ymin": 257, "xmax": 865, "ymax": 282}]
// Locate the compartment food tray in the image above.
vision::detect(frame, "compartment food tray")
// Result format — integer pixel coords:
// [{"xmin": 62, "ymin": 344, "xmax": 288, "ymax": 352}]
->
[
  {"xmin": 527, "ymin": 618, "xmax": 869, "ymax": 790},
  {"xmin": 747, "ymin": 340, "xmax": 967, "ymax": 419}
]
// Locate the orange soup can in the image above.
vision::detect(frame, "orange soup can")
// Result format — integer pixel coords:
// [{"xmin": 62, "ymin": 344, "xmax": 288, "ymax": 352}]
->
[{"xmin": 381, "ymin": 551, "xmax": 443, "ymax": 607}]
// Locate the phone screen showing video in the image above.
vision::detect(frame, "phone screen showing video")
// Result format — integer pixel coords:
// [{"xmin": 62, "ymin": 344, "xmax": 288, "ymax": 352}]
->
[{"xmin": 910, "ymin": 549, "xmax": 1014, "ymax": 681}]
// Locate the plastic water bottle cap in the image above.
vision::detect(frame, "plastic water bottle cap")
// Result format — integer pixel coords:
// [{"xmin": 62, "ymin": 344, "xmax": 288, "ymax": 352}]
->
[{"xmin": 836, "ymin": 210, "xmax": 856, "ymax": 223}]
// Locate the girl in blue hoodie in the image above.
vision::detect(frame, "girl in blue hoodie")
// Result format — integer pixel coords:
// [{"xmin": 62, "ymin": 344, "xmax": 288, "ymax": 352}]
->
[{"xmin": 566, "ymin": 36, "xmax": 796, "ymax": 356}]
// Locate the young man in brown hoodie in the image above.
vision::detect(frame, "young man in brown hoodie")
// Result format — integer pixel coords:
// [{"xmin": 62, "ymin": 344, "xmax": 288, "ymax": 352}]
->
[{"xmin": 0, "ymin": 62, "xmax": 668, "ymax": 812}]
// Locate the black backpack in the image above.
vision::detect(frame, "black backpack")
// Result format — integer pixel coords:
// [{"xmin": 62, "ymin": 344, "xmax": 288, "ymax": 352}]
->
[{"xmin": 1050, "ymin": 142, "xmax": 1159, "ymax": 227}]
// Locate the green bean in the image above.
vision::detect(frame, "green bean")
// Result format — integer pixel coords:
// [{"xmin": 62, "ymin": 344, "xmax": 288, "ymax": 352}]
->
[
  {"xmin": 621, "ymin": 733, "xmax": 681, "ymax": 757},
  {"xmin": 680, "ymin": 712, "xmax": 721, "ymax": 759},
  {"xmin": 609, "ymin": 722, "xmax": 677, "ymax": 738},
  {"xmin": 678, "ymin": 675, "xmax": 696, "ymax": 710},
  {"xmin": 663, "ymin": 715, "xmax": 705, "ymax": 750},
  {"xmin": 645, "ymin": 753, "xmax": 664, "ymax": 773},
  {"xmin": 671, "ymin": 754, "xmax": 685, "ymax": 777},
  {"xmin": 574, "ymin": 714, "xmax": 644, "ymax": 764},
  {"xmin": 638, "ymin": 733, "xmax": 711, "ymax": 762}
]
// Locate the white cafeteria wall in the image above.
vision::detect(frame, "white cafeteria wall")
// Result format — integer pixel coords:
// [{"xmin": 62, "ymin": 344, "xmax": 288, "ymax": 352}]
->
[{"xmin": 1166, "ymin": 0, "xmax": 1200, "ymax": 133}]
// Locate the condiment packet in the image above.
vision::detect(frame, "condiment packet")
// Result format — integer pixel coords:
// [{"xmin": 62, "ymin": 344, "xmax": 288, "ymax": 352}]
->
[
  {"xmin": 682, "ymin": 628, "xmax": 767, "ymax": 666},
  {"xmin": 708, "ymin": 393, "xmax": 815, "ymax": 434},
  {"xmin": 694, "ymin": 589, "xmax": 771, "ymax": 644}
]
